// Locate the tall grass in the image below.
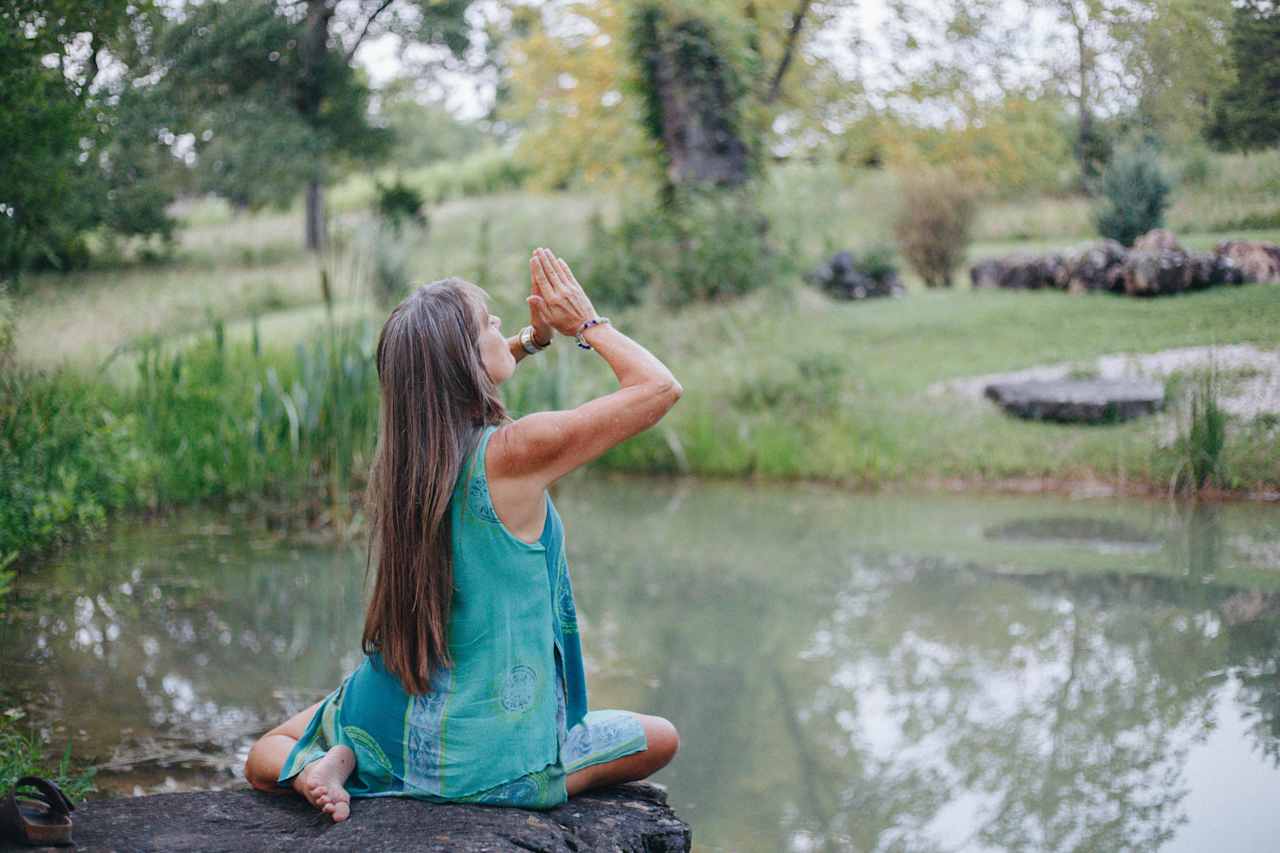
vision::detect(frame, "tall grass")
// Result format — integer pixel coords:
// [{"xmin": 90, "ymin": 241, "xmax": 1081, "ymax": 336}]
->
[
  {"xmin": 1, "ymin": 313, "xmax": 380, "ymax": 584},
  {"xmin": 1171, "ymin": 367, "xmax": 1229, "ymax": 495}
]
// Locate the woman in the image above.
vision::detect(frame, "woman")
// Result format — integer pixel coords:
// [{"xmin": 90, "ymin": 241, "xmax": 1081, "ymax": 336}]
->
[{"xmin": 243, "ymin": 248, "xmax": 682, "ymax": 821}]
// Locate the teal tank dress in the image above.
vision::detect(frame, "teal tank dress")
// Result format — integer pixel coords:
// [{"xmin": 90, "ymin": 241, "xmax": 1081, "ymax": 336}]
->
[{"xmin": 276, "ymin": 424, "xmax": 647, "ymax": 808}]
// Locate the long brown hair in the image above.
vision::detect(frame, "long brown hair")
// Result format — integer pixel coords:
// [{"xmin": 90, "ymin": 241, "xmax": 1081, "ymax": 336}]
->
[{"xmin": 362, "ymin": 277, "xmax": 508, "ymax": 694}]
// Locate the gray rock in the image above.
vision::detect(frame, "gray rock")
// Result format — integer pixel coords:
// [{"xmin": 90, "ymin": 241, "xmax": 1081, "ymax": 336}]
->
[
  {"xmin": 1132, "ymin": 228, "xmax": 1183, "ymax": 253},
  {"xmin": 1214, "ymin": 240, "xmax": 1280, "ymax": 284},
  {"xmin": 969, "ymin": 253, "xmax": 1068, "ymax": 290},
  {"xmin": 984, "ymin": 378, "xmax": 1165, "ymax": 423},
  {"xmin": 1064, "ymin": 239, "xmax": 1128, "ymax": 293},
  {"xmin": 61, "ymin": 783, "xmax": 691, "ymax": 853},
  {"xmin": 807, "ymin": 250, "xmax": 903, "ymax": 300}
]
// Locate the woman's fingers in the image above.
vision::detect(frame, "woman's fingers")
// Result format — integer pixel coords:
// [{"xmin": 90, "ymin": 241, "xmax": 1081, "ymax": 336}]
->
[
  {"xmin": 530, "ymin": 253, "xmax": 551, "ymax": 296},
  {"xmin": 538, "ymin": 248, "xmax": 567, "ymax": 292},
  {"xmin": 555, "ymin": 257, "xmax": 580, "ymax": 289}
]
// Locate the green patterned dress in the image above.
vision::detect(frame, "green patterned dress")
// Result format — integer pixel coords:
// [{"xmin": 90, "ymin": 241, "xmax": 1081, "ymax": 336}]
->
[{"xmin": 276, "ymin": 424, "xmax": 646, "ymax": 808}]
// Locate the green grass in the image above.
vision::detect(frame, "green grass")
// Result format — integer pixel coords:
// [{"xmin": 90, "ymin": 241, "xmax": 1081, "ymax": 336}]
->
[
  {"xmin": 587, "ymin": 283, "xmax": 1280, "ymax": 491},
  {"xmin": 0, "ymin": 709, "xmax": 95, "ymax": 803}
]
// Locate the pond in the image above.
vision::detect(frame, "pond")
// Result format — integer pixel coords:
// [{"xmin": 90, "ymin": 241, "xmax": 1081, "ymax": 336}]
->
[{"xmin": 3, "ymin": 477, "xmax": 1280, "ymax": 852}]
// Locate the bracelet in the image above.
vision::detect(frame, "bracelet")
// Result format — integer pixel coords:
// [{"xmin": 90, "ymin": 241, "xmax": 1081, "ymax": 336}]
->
[
  {"xmin": 574, "ymin": 317, "xmax": 610, "ymax": 350},
  {"xmin": 520, "ymin": 325, "xmax": 551, "ymax": 354}
]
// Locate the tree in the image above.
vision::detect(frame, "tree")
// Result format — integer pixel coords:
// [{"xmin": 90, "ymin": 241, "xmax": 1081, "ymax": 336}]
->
[
  {"xmin": 155, "ymin": 0, "xmax": 476, "ymax": 251},
  {"xmin": 501, "ymin": 0, "xmax": 853, "ymax": 190},
  {"xmin": 628, "ymin": 2, "xmax": 754, "ymax": 194},
  {"xmin": 0, "ymin": 0, "xmax": 173, "ymax": 276},
  {"xmin": 1207, "ymin": 0, "xmax": 1280, "ymax": 151}
]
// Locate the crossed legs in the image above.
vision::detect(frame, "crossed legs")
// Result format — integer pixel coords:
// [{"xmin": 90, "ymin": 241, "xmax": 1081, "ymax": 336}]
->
[{"xmin": 243, "ymin": 703, "xmax": 679, "ymax": 819}]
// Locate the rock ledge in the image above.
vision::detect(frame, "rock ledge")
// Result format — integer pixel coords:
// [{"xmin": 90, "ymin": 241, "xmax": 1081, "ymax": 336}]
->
[
  {"xmin": 62, "ymin": 782, "xmax": 690, "ymax": 853},
  {"xmin": 984, "ymin": 378, "xmax": 1165, "ymax": 423}
]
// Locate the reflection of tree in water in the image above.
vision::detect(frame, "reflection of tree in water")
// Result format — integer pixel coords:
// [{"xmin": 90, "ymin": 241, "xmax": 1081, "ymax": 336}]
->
[
  {"xmin": 787, "ymin": 557, "xmax": 1242, "ymax": 852},
  {"xmin": 562, "ymin": 481, "xmax": 1280, "ymax": 852},
  {"xmin": 1220, "ymin": 598, "xmax": 1280, "ymax": 768},
  {"xmin": 0, "ymin": 519, "xmax": 366, "ymax": 788}
]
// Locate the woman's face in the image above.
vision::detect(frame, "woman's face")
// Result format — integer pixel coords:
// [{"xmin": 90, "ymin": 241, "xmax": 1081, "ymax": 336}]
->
[{"xmin": 475, "ymin": 301, "xmax": 516, "ymax": 385}]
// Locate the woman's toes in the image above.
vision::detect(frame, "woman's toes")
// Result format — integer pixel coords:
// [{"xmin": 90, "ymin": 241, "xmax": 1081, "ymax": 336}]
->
[{"xmin": 332, "ymin": 801, "xmax": 350, "ymax": 822}]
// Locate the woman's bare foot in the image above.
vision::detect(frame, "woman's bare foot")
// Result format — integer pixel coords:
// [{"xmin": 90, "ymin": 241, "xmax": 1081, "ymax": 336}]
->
[{"xmin": 292, "ymin": 745, "xmax": 355, "ymax": 822}]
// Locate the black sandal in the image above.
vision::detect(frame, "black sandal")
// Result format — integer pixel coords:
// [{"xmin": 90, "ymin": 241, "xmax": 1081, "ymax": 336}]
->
[{"xmin": 0, "ymin": 777, "xmax": 75, "ymax": 847}]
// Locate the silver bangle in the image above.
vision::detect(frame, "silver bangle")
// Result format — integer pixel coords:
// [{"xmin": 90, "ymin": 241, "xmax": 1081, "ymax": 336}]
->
[{"xmin": 520, "ymin": 325, "xmax": 550, "ymax": 354}]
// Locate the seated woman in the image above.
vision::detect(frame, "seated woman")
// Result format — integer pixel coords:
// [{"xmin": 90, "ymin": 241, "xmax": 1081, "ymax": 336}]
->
[{"xmin": 243, "ymin": 248, "xmax": 682, "ymax": 821}]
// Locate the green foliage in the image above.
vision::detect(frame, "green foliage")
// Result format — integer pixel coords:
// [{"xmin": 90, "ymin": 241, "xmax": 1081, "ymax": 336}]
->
[
  {"xmin": 374, "ymin": 179, "xmax": 428, "ymax": 232},
  {"xmin": 0, "ymin": 712, "xmax": 95, "ymax": 804},
  {"xmin": 0, "ymin": 1, "xmax": 173, "ymax": 276},
  {"xmin": 1208, "ymin": 1, "xmax": 1280, "ymax": 151},
  {"xmin": 153, "ymin": 0, "xmax": 391, "ymax": 211},
  {"xmin": 892, "ymin": 168, "xmax": 978, "ymax": 287},
  {"xmin": 1172, "ymin": 369, "xmax": 1229, "ymax": 495},
  {"xmin": 1092, "ymin": 147, "xmax": 1173, "ymax": 246},
  {"xmin": 0, "ymin": 317, "xmax": 380, "ymax": 574},
  {"xmin": 585, "ymin": 188, "xmax": 782, "ymax": 308},
  {"xmin": 0, "ymin": 368, "xmax": 144, "ymax": 569},
  {"xmin": 1177, "ymin": 143, "xmax": 1216, "ymax": 187}
]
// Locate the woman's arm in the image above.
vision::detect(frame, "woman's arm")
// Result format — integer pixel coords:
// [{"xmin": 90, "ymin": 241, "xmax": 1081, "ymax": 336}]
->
[{"xmin": 490, "ymin": 248, "xmax": 682, "ymax": 491}]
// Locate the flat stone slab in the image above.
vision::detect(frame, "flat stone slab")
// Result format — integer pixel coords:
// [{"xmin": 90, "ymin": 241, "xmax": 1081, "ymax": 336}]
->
[
  {"xmin": 54, "ymin": 782, "xmax": 690, "ymax": 853},
  {"xmin": 984, "ymin": 378, "xmax": 1164, "ymax": 423}
]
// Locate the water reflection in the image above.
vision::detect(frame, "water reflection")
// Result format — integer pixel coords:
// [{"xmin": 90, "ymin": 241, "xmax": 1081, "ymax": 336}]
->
[{"xmin": 1, "ymin": 483, "xmax": 1279, "ymax": 851}]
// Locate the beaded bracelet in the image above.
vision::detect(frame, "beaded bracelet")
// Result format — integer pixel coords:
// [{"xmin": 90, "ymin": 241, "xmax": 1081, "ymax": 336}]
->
[{"xmin": 575, "ymin": 317, "xmax": 611, "ymax": 350}]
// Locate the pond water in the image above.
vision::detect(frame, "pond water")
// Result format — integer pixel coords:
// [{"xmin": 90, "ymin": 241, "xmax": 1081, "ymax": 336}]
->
[{"xmin": 3, "ymin": 478, "xmax": 1280, "ymax": 852}]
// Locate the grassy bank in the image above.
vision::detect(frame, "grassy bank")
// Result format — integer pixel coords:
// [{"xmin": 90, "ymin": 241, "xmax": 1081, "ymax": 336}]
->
[{"xmin": 1, "ymin": 316, "xmax": 379, "ymax": 596}]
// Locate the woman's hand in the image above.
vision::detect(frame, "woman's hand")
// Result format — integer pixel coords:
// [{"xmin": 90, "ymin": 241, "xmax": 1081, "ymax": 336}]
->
[
  {"xmin": 527, "ymin": 294, "xmax": 553, "ymax": 348},
  {"xmin": 527, "ymin": 247, "xmax": 597, "ymax": 338}
]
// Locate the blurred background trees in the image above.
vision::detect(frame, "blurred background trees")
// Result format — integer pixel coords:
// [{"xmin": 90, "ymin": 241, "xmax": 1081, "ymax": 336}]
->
[{"xmin": 0, "ymin": 0, "xmax": 1271, "ymax": 280}]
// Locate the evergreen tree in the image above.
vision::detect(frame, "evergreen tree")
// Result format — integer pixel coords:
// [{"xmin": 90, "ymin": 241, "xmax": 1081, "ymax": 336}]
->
[{"xmin": 1207, "ymin": 0, "xmax": 1280, "ymax": 150}]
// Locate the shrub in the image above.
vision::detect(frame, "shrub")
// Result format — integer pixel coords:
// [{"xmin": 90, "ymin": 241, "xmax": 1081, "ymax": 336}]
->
[
  {"xmin": 374, "ymin": 178, "xmax": 428, "ymax": 232},
  {"xmin": 584, "ymin": 189, "xmax": 782, "ymax": 308},
  {"xmin": 1092, "ymin": 147, "xmax": 1172, "ymax": 246},
  {"xmin": 1172, "ymin": 368, "xmax": 1228, "ymax": 495},
  {"xmin": 892, "ymin": 169, "xmax": 978, "ymax": 288}
]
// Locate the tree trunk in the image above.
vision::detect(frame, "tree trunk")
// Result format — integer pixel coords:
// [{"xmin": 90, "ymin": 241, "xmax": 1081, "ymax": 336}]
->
[
  {"xmin": 1068, "ymin": 0, "xmax": 1096, "ymax": 185},
  {"xmin": 300, "ymin": 0, "xmax": 334, "ymax": 252},
  {"xmin": 305, "ymin": 181, "xmax": 325, "ymax": 252},
  {"xmin": 635, "ymin": 11, "xmax": 751, "ymax": 192}
]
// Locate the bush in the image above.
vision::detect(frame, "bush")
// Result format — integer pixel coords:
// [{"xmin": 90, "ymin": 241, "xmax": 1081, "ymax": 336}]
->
[
  {"xmin": 584, "ymin": 189, "xmax": 782, "ymax": 308},
  {"xmin": 374, "ymin": 178, "xmax": 428, "ymax": 232},
  {"xmin": 0, "ymin": 369, "xmax": 144, "ymax": 573},
  {"xmin": 892, "ymin": 169, "xmax": 978, "ymax": 288},
  {"xmin": 1092, "ymin": 147, "xmax": 1172, "ymax": 246}
]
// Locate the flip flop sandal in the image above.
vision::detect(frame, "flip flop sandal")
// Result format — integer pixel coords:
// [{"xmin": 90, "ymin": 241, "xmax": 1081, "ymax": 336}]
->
[{"xmin": 0, "ymin": 776, "xmax": 75, "ymax": 847}]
